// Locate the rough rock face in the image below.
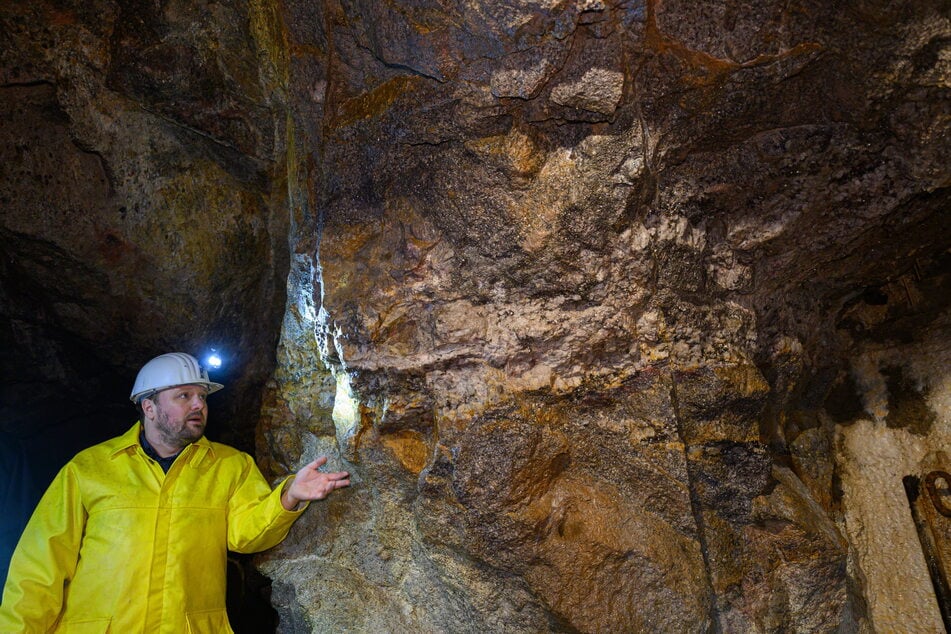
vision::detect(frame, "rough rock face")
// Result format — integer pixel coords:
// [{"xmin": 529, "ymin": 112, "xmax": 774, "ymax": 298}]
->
[
  {"xmin": 1, "ymin": 0, "xmax": 950, "ymax": 632},
  {"xmin": 0, "ymin": 0, "xmax": 290, "ymax": 453},
  {"xmin": 256, "ymin": 1, "xmax": 948, "ymax": 632}
]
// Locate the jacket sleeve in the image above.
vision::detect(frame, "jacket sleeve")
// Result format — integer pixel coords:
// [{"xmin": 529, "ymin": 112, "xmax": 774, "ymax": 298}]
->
[
  {"xmin": 226, "ymin": 455, "xmax": 307, "ymax": 554},
  {"xmin": 0, "ymin": 463, "xmax": 86, "ymax": 632}
]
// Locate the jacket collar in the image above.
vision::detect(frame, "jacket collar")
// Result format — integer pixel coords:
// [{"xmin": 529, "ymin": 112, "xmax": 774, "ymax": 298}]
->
[{"xmin": 108, "ymin": 421, "xmax": 216, "ymax": 460}]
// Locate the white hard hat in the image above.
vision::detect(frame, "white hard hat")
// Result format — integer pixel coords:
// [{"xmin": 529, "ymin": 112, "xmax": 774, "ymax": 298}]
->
[{"xmin": 130, "ymin": 352, "xmax": 224, "ymax": 403}]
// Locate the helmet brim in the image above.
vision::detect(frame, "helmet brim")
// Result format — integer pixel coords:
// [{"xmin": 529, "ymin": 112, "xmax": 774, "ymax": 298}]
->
[{"xmin": 130, "ymin": 381, "xmax": 224, "ymax": 404}]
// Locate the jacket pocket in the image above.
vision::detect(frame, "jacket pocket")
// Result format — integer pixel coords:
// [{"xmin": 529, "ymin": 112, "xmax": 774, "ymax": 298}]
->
[
  {"xmin": 62, "ymin": 618, "xmax": 111, "ymax": 633},
  {"xmin": 185, "ymin": 608, "xmax": 234, "ymax": 634}
]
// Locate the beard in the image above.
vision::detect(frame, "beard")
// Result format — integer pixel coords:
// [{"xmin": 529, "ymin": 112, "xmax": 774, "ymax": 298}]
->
[{"xmin": 153, "ymin": 404, "xmax": 206, "ymax": 450}]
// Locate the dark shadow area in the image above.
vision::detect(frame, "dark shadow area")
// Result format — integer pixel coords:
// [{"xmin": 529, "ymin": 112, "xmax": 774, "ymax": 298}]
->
[{"xmin": 227, "ymin": 554, "xmax": 280, "ymax": 633}]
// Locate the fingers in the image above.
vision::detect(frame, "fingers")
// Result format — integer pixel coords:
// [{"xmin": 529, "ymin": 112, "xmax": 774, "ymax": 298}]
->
[
  {"xmin": 294, "ymin": 457, "xmax": 351, "ymax": 499},
  {"xmin": 315, "ymin": 474, "xmax": 350, "ymax": 496},
  {"xmin": 325, "ymin": 478, "xmax": 350, "ymax": 494},
  {"xmin": 319, "ymin": 474, "xmax": 349, "ymax": 488}
]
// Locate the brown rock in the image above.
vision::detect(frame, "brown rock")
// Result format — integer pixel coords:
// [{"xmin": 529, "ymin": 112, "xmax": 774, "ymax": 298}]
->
[{"xmin": 3, "ymin": 0, "xmax": 949, "ymax": 632}]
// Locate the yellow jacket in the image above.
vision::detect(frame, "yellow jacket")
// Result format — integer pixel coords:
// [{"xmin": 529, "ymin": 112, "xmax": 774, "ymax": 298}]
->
[{"xmin": 0, "ymin": 423, "xmax": 305, "ymax": 633}]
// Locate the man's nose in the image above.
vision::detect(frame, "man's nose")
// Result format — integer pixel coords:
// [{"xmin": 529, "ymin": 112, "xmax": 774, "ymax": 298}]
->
[{"xmin": 189, "ymin": 395, "xmax": 206, "ymax": 409}]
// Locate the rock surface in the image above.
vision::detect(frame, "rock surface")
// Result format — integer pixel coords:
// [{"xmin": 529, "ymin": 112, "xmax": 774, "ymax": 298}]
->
[
  {"xmin": 1, "ymin": 0, "xmax": 949, "ymax": 632},
  {"xmin": 0, "ymin": 0, "xmax": 291, "ymax": 452}
]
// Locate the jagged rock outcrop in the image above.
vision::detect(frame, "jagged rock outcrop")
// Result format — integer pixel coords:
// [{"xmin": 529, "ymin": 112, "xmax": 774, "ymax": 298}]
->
[{"xmin": 1, "ymin": 0, "xmax": 949, "ymax": 632}]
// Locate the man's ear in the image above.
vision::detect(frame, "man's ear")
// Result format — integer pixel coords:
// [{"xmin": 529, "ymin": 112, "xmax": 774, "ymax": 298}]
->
[{"xmin": 141, "ymin": 397, "xmax": 156, "ymax": 421}]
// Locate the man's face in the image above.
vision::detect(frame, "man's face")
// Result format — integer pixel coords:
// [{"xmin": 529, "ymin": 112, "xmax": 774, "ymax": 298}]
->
[{"xmin": 143, "ymin": 384, "xmax": 209, "ymax": 449}]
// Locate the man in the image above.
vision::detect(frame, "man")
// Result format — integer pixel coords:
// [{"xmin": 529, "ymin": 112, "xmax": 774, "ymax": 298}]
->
[{"xmin": 0, "ymin": 352, "xmax": 349, "ymax": 633}]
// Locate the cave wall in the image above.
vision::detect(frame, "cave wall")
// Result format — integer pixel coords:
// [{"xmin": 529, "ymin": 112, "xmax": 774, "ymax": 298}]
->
[
  {"xmin": 1, "ymin": 0, "xmax": 950, "ymax": 632},
  {"xmin": 255, "ymin": 1, "xmax": 948, "ymax": 632},
  {"xmin": 0, "ymin": 0, "xmax": 292, "ymax": 449}
]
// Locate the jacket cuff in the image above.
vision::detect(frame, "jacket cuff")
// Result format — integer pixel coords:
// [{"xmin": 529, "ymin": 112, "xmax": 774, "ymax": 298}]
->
[{"xmin": 278, "ymin": 475, "xmax": 311, "ymax": 514}]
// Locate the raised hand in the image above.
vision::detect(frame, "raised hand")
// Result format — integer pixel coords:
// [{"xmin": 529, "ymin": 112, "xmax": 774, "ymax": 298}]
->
[{"xmin": 282, "ymin": 457, "xmax": 350, "ymax": 510}]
